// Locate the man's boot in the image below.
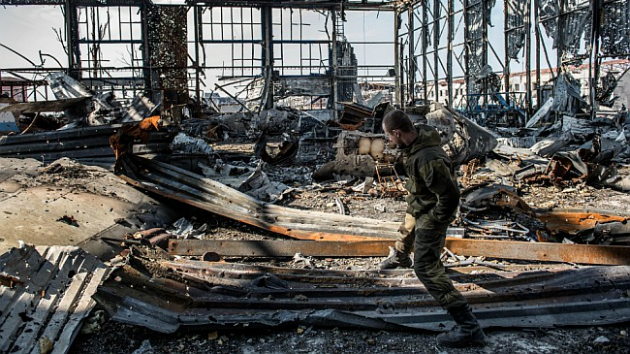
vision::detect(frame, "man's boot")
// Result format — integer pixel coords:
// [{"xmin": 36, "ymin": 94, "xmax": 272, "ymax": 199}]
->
[
  {"xmin": 436, "ymin": 304, "xmax": 486, "ymax": 348},
  {"xmin": 379, "ymin": 247, "xmax": 412, "ymax": 270}
]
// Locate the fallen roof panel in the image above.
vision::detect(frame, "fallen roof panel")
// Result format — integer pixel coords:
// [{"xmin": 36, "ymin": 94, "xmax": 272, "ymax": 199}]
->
[
  {"xmin": 95, "ymin": 252, "xmax": 630, "ymax": 333},
  {"xmin": 0, "ymin": 245, "xmax": 111, "ymax": 354},
  {"xmin": 118, "ymin": 155, "xmax": 400, "ymax": 241}
]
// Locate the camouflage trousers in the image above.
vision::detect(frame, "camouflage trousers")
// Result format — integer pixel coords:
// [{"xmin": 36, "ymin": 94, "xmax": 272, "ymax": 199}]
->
[{"xmin": 394, "ymin": 215, "xmax": 468, "ymax": 310}]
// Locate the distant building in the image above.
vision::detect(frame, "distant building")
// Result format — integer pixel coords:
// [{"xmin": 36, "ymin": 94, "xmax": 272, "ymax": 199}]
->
[{"xmin": 425, "ymin": 59, "xmax": 630, "ymax": 109}]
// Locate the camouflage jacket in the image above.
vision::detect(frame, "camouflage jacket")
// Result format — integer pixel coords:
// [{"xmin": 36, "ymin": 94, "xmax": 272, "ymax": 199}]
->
[{"xmin": 403, "ymin": 124, "xmax": 460, "ymax": 230}]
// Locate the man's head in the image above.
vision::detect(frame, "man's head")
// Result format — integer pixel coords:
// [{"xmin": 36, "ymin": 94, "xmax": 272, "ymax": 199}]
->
[{"xmin": 382, "ymin": 109, "xmax": 418, "ymax": 148}]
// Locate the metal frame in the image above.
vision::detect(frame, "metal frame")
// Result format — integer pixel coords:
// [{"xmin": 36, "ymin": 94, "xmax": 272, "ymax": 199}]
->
[
  {"xmin": 395, "ymin": 0, "xmax": 629, "ymax": 125},
  {"xmin": 1, "ymin": 0, "xmax": 629, "ymax": 124}
]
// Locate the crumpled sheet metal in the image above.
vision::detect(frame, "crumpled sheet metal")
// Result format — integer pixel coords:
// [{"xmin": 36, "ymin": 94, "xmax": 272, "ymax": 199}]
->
[
  {"xmin": 537, "ymin": 0, "xmax": 591, "ymax": 56},
  {"xmin": 552, "ymin": 73, "xmax": 586, "ymax": 114},
  {"xmin": 95, "ymin": 258, "xmax": 630, "ymax": 333},
  {"xmin": 522, "ymin": 134, "xmax": 621, "ymax": 185},
  {"xmin": 601, "ymin": 1, "xmax": 630, "ymax": 56},
  {"xmin": 425, "ymin": 103, "xmax": 497, "ymax": 166},
  {"xmin": 170, "ymin": 132, "xmax": 215, "ymax": 156},
  {"xmin": 506, "ymin": 0, "xmax": 527, "ymax": 59},
  {"xmin": 462, "ymin": 185, "xmax": 532, "ymax": 214},
  {"xmin": 465, "ymin": 0, "xmax": 496, "ymax": 94},
  {"xmin": 117, "ymin": 155, "xmax": 400, "ymax": 242}
]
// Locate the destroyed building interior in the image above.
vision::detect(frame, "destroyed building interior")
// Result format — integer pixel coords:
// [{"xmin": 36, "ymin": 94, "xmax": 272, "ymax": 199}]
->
[{"xmin": 1, "ymin": 0, "xmax": 630, "ymax": 352}]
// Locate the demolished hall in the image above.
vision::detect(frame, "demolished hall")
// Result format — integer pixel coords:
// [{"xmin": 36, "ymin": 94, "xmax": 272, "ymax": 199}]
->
[{"xmin": 1, "ymin": 0, "xmax": 630, "ymax": 352}]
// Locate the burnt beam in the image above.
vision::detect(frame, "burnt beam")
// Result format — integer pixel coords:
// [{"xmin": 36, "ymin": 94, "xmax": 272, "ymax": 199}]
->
[{"xmin": 168, "ymin": 239, "xmax": 393, "ymax": 257}]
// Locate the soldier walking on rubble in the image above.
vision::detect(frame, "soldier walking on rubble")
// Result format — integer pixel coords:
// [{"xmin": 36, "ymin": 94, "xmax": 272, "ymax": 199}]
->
[{"xmin": 379, "ymin": 109, "xmax": 486, "ymax": 348}]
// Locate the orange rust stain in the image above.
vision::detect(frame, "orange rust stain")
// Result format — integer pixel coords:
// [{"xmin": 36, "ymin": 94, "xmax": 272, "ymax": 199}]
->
[{"xmin": 538, "ymin": 211, "xmax": 629, "ymax": 234}]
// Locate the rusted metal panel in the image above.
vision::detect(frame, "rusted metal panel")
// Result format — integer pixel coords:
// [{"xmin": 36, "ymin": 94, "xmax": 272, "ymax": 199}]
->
[
  {"xmin": 168, "ymin": 239, "xmax": 393, "ymax": 257},
  {"xmin": 537, "ymin": 209, "xmax": 630, "ymax": 236},
  {"xmin": 445, "ymin": 238, "xmax": 630, "ymax": 265},
  {"xmin": 0, "ymin": 246, "xmax": 110, "ymax": 354}
]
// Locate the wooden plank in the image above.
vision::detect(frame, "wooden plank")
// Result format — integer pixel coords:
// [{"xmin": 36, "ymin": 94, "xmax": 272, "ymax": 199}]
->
[
  {"xmin": 50, "ymin": 265, "xmax": 110, "ymax": 354},
  {"xmin": 171, "ymin": 239, "xmax": 630, "ymax": 265},
  {"xmin": 168, "ymin": 239, "xmax": 393, "ymax": 257},
  {"xmin": 445, "ymin": 238, "xmax": 630, "ymax": 265}
]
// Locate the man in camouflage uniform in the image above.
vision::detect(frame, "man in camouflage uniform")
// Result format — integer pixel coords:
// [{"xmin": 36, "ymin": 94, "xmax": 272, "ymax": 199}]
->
[{"xmin": 380, "ymin": 109, "xmax": 486, "ymax": 348}]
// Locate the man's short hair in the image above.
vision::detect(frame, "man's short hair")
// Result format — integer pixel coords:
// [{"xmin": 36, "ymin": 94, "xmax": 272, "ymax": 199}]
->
[{"xmin": 383, "ymin": 109, "xmax": 415, "ymax": 133}]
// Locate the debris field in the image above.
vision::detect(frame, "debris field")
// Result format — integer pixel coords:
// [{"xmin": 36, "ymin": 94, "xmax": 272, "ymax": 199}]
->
[{"xmin": 1, "ymin": 0, "xmax": 630, "ymax": 353}]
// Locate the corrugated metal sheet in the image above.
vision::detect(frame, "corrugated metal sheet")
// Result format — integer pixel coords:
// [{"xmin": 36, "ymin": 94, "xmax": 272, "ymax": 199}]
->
[
  {"xmin": 117, "ymin": 155, "xmax": 400, "ymax": 242},
  {"xmin": 94, "ymin": 249, "xmax": 630, "ymax": 333},
  {"xmin": 0, "ymin": 124, "xmax": 172, "ymax": 161},
  {"xmin": 0, "ymin": 245, "xmax": 110, "ymax": 354}
]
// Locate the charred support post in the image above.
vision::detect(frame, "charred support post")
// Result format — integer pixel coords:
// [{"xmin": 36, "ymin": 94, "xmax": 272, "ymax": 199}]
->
[
  {"xmin": 193, "ymin": 5, "xmax": 202, "ymax": 117},
  {"xmin": 331, "ymin": 8, "xmax": 338, "ymax": 115},
  {"xmin": 146, "ymin": 5, "xmax": 189, "ymax": 125},
  {"xmin": 534, "ymin": 0, "xmax": 542, "ymax": 105},
  {"xmin": 433, "ymin": 0, "xmax": 439, "ymax": 103},
  {"xmin": 65, "ymin": 1, "xmax": 80, "ymax": 79},
  {"xmin": 261, "ymin": 6, "xmax": 274, "ymax": 110},
  {"xmin": 525, "ymin": 0, "xmax": 532, "ymax": 114},
  {"xmin": 394, "ymin": 10, "xmax": 402, "ymax": 106},
  {"xmin": 141, "ymin": 4, "xmax": 151, "ymax": 91},
  {"xmin": 464, "ymin": 0, "xmax": 470, "ymax": 112},
  {"xmin": 408, "ymin": 7, "xmax": 415, "ymax": 105},
  {"xmin": 422, "ymin": 2, "xmax": 429, "ymax": 102},
  {"xmin": 504, "ymin": 0, "xmax": 510, "ymax": 107},
  {"xmin": 590, "ymin": 0, "xmax": 602, "ymax": 120},
  {"xmin": 447, "ymin": 0, "xmax": 454, "ymax": 107},
  {"xmin": 481, "ymin": 0, "xmax": 489, "ymax": 105}
]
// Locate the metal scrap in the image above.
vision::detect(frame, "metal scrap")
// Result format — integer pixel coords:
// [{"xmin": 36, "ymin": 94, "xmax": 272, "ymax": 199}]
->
[
  {"xmin": 0, "ymin": 245, "xmax": 110, "ymax": 354},
  {"xmin": 425, "ymin": 103, "xmax": 498, "ymax": 166},
  {"xmin": 445, "ymin": 238, "xmax": 630, "ymax": 265},
  {"xmin": 538, "ymin": 209, "xmax": 630, "ymax": 243},
  {"xmin": 95, "ymin": 252, "xmax": 630, "ymax": 333},
  {"xmin": 116, "ymin": 154, "xmax": 400, "ymax": 242}
]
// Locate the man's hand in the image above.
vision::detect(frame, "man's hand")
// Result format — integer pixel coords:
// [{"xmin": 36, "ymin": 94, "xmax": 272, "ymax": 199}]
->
[{"xmin": 398, "ymin": 212, "xmax": 416, "ymax": 236}]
